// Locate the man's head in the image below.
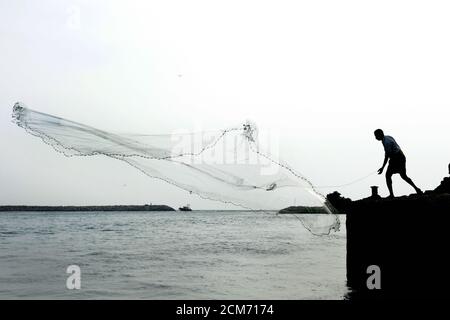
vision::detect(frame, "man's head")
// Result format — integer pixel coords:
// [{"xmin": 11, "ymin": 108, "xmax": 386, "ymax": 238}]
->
[{"xmin": 374, "ymin": 129, "xmax": 384, "ymax": 141}]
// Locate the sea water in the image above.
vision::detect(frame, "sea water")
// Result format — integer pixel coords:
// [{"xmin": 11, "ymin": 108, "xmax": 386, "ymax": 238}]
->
[{"xmin": 0, "ymin": 211, "xmax": 347, "ymax": 299}]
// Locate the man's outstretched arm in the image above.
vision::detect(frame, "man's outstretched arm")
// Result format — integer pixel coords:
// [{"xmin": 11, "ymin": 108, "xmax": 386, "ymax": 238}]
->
[{"xmin": 378, "ymin": 154, "xmax": 388, "ymax": 174}]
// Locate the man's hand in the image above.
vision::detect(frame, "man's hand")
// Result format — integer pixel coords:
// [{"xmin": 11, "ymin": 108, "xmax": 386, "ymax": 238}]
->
[{"xmin": 378, "ymin": 167, "xmax": 384, "ymax": 175}]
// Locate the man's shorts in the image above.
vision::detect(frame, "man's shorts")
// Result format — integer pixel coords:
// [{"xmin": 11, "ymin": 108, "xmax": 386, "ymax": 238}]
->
[{"xmin": 387, "ymin": 151, "xmax": 407, "ymax": 175}]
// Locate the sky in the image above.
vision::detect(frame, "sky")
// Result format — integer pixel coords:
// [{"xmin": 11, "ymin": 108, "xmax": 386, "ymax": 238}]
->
[{"xmin": 1, "ymin": 0, "xmax": 449, "ymax": 208}]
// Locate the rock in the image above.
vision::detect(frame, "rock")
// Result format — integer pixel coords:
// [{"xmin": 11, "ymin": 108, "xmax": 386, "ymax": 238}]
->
[
  {"xmin": 346, "ymin": 194, "xmax": 450, "ymax": 299},
  {"xmin": 278, "ymin": 206, "xmax": 329, "ymax": 214},
  {"xmin": 326, "ymin": 191, "xmax": 352, "ymax": 214},
  {"xmin": 341, "ymin": 167, "xmax": 450, "ymax": 299},
  {"xmin": 434, "ymin": 176, "xmax": 450, "ymax": 194},
  {"xmin": 433, "ymin": 163, "xmax": 450, "ymax": 194}
]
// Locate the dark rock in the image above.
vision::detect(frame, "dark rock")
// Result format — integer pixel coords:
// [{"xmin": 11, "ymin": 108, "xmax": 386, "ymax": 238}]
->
[
  {"xmin": 278, "ymin": 206, "xmax": 329, "ymax": 214},
  {"xmin": 346, "ymin": 194, "xmax": 450, "ymax": 299},
  {"xmin": 343, "ymin": 168, "xmax": 450, "ymax": 299},
  {"xmin": 433, "ymin": 163, "xmax": 450, "ymax": 194},
  {"xmin": 434, "ymin": 177, "xmax": 450, "ymax": 194},
  {"xmin": 326, "ymin": 191, "xmax": 352, "ymax": 214}
]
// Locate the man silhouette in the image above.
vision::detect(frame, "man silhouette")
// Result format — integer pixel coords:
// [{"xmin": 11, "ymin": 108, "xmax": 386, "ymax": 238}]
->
[{"xmin": 374, "ymin": 129, "xmax": 422, "ymax": 198}]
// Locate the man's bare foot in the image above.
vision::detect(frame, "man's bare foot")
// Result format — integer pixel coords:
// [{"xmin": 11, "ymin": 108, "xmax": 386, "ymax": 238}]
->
[
  {"xmin": 387, "ymin": 195, "xmax": 395, "ymax": 199},
  {"xmin": 416, "ymin": 188, "xmax": 423, "ymax": 195}
]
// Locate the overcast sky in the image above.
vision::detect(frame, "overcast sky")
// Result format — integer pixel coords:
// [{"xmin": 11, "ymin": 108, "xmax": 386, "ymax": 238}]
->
[{"xmin": 1, "ymin": 0, "xmax": 449, "ymax": 208}]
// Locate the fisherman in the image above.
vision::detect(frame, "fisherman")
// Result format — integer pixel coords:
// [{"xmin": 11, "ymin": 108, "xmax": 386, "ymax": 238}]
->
[{"xmin": 374, "ymin": 129, "xmax": 422, "ymax": 198}]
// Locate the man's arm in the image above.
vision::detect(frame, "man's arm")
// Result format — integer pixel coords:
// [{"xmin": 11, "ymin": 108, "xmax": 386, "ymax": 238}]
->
[{"xmin": 378, "ymin": 154, "xmax": 388, "ymax": 174}]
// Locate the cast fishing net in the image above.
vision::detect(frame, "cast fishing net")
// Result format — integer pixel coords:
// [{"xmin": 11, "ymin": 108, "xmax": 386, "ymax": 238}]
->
[{"xmin": 12, "ymin": 102, "xmax": 340, "ymax": 235}]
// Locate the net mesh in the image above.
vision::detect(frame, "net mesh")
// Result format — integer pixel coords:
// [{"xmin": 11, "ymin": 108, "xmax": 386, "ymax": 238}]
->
[{"xmin": 12, "ymin": 102, "xmax": 340, "ymax": 235}]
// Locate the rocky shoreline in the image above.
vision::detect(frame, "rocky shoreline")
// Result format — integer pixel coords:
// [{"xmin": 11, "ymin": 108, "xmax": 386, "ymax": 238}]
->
[
  {"xmin": 342, "ymin": 165, "xmax": 450, "ymax": 299},
  {"xmin": 278, "ymin": 206, "xmax": 329, "ymax": 214},
  {"xmin": 0, "ymin": 204, "xmax": 176, "ymax": 212},
  {"xmin": 326, "ymin": 170, "xmax": 450, "ymax": 215}
]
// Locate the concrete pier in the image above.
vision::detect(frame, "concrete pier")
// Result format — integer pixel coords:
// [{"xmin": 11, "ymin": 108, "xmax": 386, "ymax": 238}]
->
[{"xmin": 345, "ymin": 194, "xmax": 450, "ymax": 299}]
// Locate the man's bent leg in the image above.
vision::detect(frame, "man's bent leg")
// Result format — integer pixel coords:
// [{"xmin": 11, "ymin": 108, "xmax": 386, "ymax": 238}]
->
[{"xmin": 400, "ymin": 172, "xmax": 422, "ymax": 194}]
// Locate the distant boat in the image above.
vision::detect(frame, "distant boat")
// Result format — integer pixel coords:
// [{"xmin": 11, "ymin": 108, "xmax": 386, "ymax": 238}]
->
[{"xmin": 179, "ymin": 204, "xmax": 192, "ymax": 211}]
